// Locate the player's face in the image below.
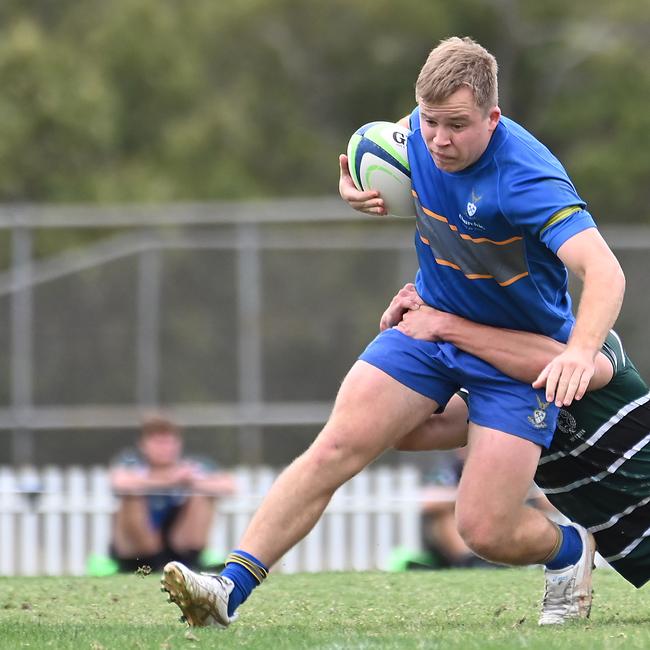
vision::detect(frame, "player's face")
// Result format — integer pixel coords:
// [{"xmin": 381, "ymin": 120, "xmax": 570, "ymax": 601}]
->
[{"xmin": 418, "ymin": 87, "xmax": 500, "ymax": 173}]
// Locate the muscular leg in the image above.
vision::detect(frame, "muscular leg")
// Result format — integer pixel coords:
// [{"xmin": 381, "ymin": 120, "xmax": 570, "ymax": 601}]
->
[
  {"xmin": 238, "ymin": 360, "xmax": 439, "ymax": 567},
  {"xmin": 455, "ymin": 424, "xmax": 557, "ymax": 565},
  {"xmin": 395, "ymin": 393, "xmax": 469, "ymax": 451},
  {"xmin": 160, "ymin": 361, "xmax": 440, "ymax": 625}
]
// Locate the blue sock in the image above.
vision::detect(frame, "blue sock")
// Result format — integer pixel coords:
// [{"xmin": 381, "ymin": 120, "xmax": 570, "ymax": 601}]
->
[
  {"xmin": 545, "ymin": 524, "xmax": 583, "ymax": 570},
  {"xmin": 221, "ymin": 550, "xmax": 269, "ymax": 617}
]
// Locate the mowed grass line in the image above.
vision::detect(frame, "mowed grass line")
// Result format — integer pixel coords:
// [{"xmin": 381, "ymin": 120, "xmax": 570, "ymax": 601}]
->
[{"xmin": 0, "ymin": 568, "xmax": 649, "ymax": 649}]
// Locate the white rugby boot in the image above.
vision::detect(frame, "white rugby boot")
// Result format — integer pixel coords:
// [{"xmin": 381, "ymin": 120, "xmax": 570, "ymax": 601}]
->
[
  {"xmin": 160, "ymin": 561, "xmax": 237, "ymax": 628},
  {"xmin": 538, "ymin": 523, "xmax": 596, "ymax": 625}
]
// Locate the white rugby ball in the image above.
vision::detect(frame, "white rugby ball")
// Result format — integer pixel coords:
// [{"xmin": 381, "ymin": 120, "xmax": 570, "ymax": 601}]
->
[{"xmin": 346, "ymin": 121, "xmax": 415, "ymax": 218}]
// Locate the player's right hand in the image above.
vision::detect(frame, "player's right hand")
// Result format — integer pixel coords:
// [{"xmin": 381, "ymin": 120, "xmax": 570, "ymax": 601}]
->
[
  {"xmin": 532, "ymin": 346, "xmax": 596, "ymax": 407},
  {"xmin": 380, "ymin": 283, "xmax": 423, "ymax": 331},
  {"xmin": 339, "ymin": 154, "xmax": 387, "ymax": 216}
]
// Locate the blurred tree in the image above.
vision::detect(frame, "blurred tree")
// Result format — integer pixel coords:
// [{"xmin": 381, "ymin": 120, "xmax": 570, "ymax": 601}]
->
[{"xmin": 0, "ymin": 0, "xmax": 646, "ymax": 223}]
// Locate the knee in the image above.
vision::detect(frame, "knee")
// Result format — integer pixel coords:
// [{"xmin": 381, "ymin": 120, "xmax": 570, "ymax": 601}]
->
[
  {"xmin": 305, "ymin": 431, "xmax": 368, "ymax": 478},
  {"xmin": 456, "ymin": 510, "xmax": 507, "ymax": 561},
  {"xmin": 305, "ymin": 439, "xmax": 351, "ymax": 473}
]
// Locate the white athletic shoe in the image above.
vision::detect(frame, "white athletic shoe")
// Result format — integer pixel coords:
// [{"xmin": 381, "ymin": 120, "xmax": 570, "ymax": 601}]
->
[
  {"xmin": 160, "ymin": 561, "xmax": 237, "ymax": 628},
  {"xmin": 538, "ymin": 523, "xmax": 596, "ymax": 625}
]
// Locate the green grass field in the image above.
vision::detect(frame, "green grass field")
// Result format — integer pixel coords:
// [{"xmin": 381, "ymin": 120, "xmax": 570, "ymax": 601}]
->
[{"xmin": 1, "ymin": 568, "xmax": 649, "ymax": 649}]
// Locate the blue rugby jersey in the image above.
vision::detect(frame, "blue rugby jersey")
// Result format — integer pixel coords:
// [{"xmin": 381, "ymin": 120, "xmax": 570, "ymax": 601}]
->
[{"xmin": 408, "ymin": 107, "xmax": 596, "ymax": 341}]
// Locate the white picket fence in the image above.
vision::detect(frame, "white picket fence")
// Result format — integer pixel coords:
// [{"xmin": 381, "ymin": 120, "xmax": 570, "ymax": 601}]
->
[{"xmin": 0, "ymin": 465, "xmax": 423, "ymax": 576}]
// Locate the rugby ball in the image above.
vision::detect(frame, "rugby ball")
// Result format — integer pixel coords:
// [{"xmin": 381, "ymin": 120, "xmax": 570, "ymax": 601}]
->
[{"xmin": 346, "ymin": 121, "xmax": 415, "ymax": 218}]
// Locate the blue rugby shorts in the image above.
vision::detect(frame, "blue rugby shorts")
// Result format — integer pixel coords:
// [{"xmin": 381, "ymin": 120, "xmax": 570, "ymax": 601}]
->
[{"xmin": 359, "ymin": 328, "xmax": 558, "ymax": 448}]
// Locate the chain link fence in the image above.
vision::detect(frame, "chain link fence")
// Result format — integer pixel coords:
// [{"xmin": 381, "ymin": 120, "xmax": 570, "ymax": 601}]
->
[{"xmin": 0, "ymin": 199, "xmax": 648, "ymax": 469}]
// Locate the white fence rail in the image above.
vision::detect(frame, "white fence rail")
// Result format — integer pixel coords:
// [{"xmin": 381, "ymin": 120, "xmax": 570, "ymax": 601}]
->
[{"xmin": 0, "ymin": 465, "xmax": 423, "ymax": 576}]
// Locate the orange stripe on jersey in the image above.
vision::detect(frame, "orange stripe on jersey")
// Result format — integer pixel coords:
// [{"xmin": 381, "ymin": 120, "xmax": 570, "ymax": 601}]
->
[
  {"xmin": 466, "ymin": 272, "xmax": 497, "ymax": 280},
  {"xmin": 435, "ymin": 258, "xmax": 462, "ymax": 271},
  {"xmin": 414, "ymin": 191, "xmax": 529, "ymax": 287},
  {"xmin": 497, "ymin": 271, "xmax": 529, "ymax": 287},
  {"xmin": 435, "ymin": 257, "xmax": 529, "ymax": 285},
  {"xmin": 418, "ymin": 202, "xmax": 522, "ymax": 246},
  {"xmin": 459, "ymin": 233, "xmax": 523, "ymax": 246},
  {"xmin": 422, "ymin": 207, "xmax": 448, "ymax": 224}
]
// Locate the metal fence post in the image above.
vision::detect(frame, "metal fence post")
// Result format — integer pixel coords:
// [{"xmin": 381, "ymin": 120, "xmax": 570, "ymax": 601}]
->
[
  {"xmin": 136, "ymin": 239, "xmax": 161, "ymax": 407},
  {"xmin": 10, "ymin": 225, "xmax": 34, "ymax": 464},
  {"xmin": 236, "ymin": 222, "xmax": 263, "ymax": 464}
]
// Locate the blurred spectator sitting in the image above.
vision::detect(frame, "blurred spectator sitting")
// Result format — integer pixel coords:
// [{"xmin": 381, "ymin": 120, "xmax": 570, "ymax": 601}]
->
[{"xmin": 109, "ymin": 411, "xmax": 236, "ymax": 572}]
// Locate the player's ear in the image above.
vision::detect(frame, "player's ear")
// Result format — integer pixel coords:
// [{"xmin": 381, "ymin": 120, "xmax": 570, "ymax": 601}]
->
[{"xmin": 487, "ymin": 106, "xmax": 501, "ymax": 131}]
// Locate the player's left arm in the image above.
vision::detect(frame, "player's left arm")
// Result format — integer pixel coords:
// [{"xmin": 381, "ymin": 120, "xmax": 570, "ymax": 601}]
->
[
  {"xmin": 339, "ymin": 154, "xmax": 387, "ymax": 216},
  {"xmin": 533, "ymin": 227, "xmax": 625, "ymax": 407},
  {"xmin": 338, "ymin": 114, "xmax": 412, "ymax": 217}
]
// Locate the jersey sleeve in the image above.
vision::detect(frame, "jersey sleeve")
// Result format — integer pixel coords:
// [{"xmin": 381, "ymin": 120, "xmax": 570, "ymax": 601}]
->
[
  {"xmin": 498, "ymin": 155, "xmax": 596, "ymax": 253},
  {"xmin": 539, "ymin": 209, "xmax": 597, "ymax": 254}
]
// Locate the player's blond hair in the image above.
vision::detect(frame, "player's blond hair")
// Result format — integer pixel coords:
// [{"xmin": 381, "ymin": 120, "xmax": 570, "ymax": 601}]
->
[{"xmin": 415, "ymin": 36, "xmax": 498, "ymax": 112}]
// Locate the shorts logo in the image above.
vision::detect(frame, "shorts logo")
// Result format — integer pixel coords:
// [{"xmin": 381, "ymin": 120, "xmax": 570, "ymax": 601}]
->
[{"xmin": 528, "ymin": 395, "xmax": 550, "ymax": 429}]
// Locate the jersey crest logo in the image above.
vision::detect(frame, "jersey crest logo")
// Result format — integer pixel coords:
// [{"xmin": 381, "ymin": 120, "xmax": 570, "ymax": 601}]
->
[
  {"xmin": 466, "ymin": 189, "xmax": 482, "ymax": 217},
  {"xmin": 528, "ymin": 395, "xmax": 550, "ymax": 429}
]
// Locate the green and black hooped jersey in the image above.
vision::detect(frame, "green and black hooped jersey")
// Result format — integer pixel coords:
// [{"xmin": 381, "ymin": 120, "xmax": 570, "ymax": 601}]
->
[{"xmin": 535, "ymin": 330, "xmax": 650, "ymax": 587}]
